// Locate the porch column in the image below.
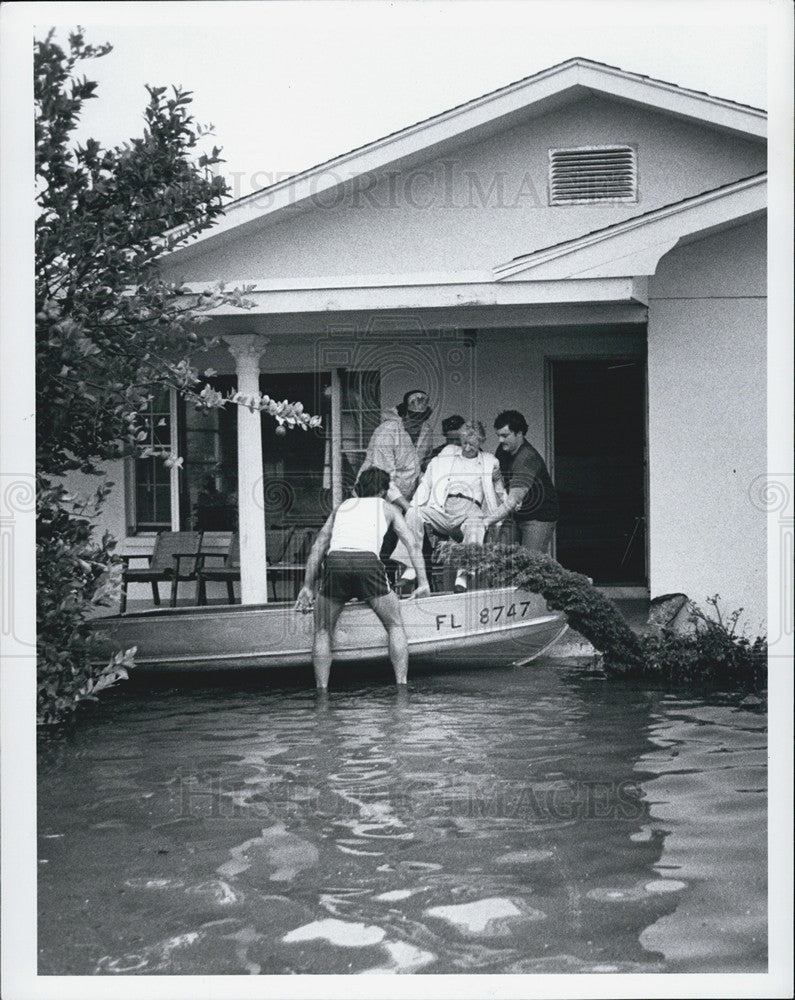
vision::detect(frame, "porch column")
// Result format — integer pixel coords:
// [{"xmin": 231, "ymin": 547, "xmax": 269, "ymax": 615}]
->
[{"xmin": 225, "ymin": 334, "xmax": 269, "ymax": 604}]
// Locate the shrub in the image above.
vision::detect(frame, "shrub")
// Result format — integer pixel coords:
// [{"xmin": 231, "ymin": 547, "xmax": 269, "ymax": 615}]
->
[
  {"xmin": 37, "ymin": 476, "xmax": 135, "ymax": 725},
  {"xmin": 637, "ymin": 596, "xmax": 767, "ymax": 689},
  {"xmin": 442, "ymin": 543, "xmax": 767, "ymax": 689}
]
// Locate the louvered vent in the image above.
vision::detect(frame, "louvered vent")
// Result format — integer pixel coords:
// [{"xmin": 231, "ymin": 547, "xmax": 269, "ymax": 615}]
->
[{"xmin": 549, "ymin": 146, "xmax": 637, "ymax": 205}]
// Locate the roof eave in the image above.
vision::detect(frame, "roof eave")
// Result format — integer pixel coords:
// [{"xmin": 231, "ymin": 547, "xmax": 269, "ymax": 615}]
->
[
  {"xmin": 494, "ymin": 174, "xmax": 767, "ymax": 281},
  {"xmin": 165, "ymin": 57, "xmax": 766, "ymax": 259}
]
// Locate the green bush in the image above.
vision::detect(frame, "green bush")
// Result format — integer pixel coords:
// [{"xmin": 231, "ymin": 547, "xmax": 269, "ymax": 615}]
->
[
  {"xmin": 443, "ymin": 542, "xmax": 767, "ymax": 689},
  {"xmin": 638, "ymin": 596, "xmax": 767, "ymax": 688},
  {"xmin": 36, "ymin": 476, "xmax": 135, "ymax": 725}
]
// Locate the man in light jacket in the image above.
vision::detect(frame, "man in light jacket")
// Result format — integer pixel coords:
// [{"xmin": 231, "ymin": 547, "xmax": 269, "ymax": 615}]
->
[
  {"xmin": 357, "ymin": 389, "xmax": 435, "ymax": 512},
  {"xmin": 391, "ymin": 421, "xmax": 505, "ymax": 592}
]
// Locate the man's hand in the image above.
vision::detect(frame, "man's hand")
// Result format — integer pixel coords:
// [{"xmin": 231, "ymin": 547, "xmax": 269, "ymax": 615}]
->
[
  {"xmin": 411, "ymin": 583, "xmax": 431, "ymax": 599},
  {"xmin": 294, "ymin": 585, "xmax": 314, "ymax": 613}
]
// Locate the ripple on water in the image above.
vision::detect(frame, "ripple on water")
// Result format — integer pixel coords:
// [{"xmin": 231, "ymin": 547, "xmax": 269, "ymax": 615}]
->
[
  {"xmin": 123, "ymin": 877, "xmax": 185, "ymax": 890},
  {"xmin": 95, "ymin": 930, "xmax": 203, "ymax": 974},
  {"xmin": 360, "ymin": 940, "xmax": 436, "ymax": 974},
  {"xmin": 185, "ymin": 879, "xmax": 240, "ymax": 905},
  {"xmin": 217, "ymin": 823, "xmax": 319, "ymax": 882},
  {"xmin": 586, "ymin": 878, "xmax": 686, "ymax": 903},
  {"xmin": 374, "ymin": 888, "xmax": 422, "ymax": 902},
  {"xmin": 586, "ymin": 884, "xmax": 650, "ymax": 903},
  {"xmin": 425, "ymin": 897, "xmax": 546, "ymax": 937},
  {"xmin": 283, "ymin": 918, "xmax": 385, "ymax": 948},
  {"xmin": 495, "ymin": 848, "xmax": 554, "ymax": 865},
  {"xmin": 645, "ymin": 879, "xmax": 687, "ymax": 894}
]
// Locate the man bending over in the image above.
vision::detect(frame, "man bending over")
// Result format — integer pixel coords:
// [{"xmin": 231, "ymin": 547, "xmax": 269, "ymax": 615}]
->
[{"xmin": 294, "ymin": 467, "xmax": 430, "ymax": 690}]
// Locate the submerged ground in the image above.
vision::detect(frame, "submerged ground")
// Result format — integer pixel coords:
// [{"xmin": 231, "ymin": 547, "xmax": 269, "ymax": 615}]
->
[{"xmin": 38, "ymin": 657, "xmax": 766, "ymax": 975}]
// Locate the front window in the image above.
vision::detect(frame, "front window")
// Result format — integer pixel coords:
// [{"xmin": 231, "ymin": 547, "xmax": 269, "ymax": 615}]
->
[
  {"xmin": 131, "ymin": 388, "xmax": 178, "ymax": 532},
  {"xmin": 127, "ymin": 370, "xmax": 382, "ymax": 535}
]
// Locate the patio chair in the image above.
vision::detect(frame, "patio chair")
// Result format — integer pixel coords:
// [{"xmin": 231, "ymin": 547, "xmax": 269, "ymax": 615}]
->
[
  {"xmin": 267, "ymin": 526, "xmax": 317, "ymax": 601},
  {"xmin": 119, "ymin": 531, "xmax": 203, "ymax": 613},
  {"xmin": 195, "ymin": 533, "xmax": 240, "ymax": 606}
]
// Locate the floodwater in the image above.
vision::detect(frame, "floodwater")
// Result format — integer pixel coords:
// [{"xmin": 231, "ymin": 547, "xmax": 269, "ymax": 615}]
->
[{"xmin": 37, "ymin": 658, "xmax": 767, "ymax": 975}]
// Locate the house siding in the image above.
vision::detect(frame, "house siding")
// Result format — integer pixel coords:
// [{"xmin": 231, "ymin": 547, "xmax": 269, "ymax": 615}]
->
[
  {"xmin": 162, "ymin": 95, "xmax": 765, "ymax": 284},
  {"xmin": 647, "ymin": 216, "xmax": 767, "ymax": 631}
]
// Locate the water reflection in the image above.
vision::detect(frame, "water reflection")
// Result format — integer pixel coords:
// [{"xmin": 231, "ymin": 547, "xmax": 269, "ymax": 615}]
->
[{"xmin": 38, "ymin": 662, "xmax": 766, "ymax": 975}]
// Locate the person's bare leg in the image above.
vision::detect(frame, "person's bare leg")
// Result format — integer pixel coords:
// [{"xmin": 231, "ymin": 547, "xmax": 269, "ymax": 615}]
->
[
  {"xmin": 313, "ymin": 593, "xmax": 344, "ymax": 690},
  {"xmin": 456, "ymin": 509, "xmax": 486, "ymax": 589},
  {"xmin": 368, "ymin": 591, "xmax": 409, "ymax": 685},
  {"xmin": 391, "ymin": 506, "xmax": 426, "ymax": 578}
]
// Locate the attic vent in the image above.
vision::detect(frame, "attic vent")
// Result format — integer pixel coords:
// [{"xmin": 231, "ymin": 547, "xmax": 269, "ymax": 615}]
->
[{"xmin": 549, "ymin": 146, "xmax": 637, "ymax": 205}]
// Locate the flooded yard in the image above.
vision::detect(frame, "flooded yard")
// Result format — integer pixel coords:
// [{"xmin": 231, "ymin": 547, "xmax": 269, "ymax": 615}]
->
[{"xmin": 37, "ymin": 658, "xmax": 766, "ymax": 975}]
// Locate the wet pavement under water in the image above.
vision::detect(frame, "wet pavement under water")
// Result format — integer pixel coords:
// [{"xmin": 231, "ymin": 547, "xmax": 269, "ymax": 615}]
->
[{"xmin": 37, "ymin": 657, "xmax": 767, "ymax": 976}]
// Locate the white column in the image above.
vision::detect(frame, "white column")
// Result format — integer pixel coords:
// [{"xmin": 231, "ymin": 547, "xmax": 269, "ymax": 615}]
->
[
  {"xmin": 225, "ymin": 334, "xmax": 269, "ymax": 604},
  {"xmin": 330, "ymin": 368, "xmax": 343, "ymax": 507}
]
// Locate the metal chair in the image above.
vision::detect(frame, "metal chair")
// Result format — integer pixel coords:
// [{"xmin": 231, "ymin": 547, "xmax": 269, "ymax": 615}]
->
[
  {"xmin": 267, "ymin": 526, "xmax": 316, "ymax": 601},
  {"xmin": 119, "ymin": 531, "xmax": 203, "ymax": 612},
  {"xmin": 195, "ymin": 533, "xmax": 240, "ymax": 606}
]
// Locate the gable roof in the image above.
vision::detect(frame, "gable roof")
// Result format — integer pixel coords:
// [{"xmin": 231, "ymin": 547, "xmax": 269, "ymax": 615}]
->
[
  {"xmin": 171, "ymin": 57, "xmax": 766, "ymax": 257},
  {"xmin": 494, "ymin": 172, "xmax": 767, "ymax": 281}
]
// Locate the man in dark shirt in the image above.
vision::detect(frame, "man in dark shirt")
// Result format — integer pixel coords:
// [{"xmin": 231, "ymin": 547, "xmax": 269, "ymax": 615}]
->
[{"xmin": 482, "ymin": 409, "xmax": 558, "ymax": 552}]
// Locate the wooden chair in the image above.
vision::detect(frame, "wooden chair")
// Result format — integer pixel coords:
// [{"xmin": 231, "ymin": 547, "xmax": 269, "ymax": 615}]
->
[
  {"xmin": 195, "ymin": 533, "xmax": 240, "ymax": 606},
  {"xmin": 267, "ymin": 526, "xmax": 317, "ymax": 601},
  {"xmin": 119, "ymin": 531, "xmax": 203, "ymax": 612}
]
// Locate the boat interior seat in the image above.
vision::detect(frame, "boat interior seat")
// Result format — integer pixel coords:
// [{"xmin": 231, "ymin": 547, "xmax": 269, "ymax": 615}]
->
[{"xmin": 119, "ymin": 531, "xmax": 204, "ymax": 612}]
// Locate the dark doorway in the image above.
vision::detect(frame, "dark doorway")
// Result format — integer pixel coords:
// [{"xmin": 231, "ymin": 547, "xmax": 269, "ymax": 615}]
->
[{"xmin": 550, "ymin": 359, "xmax": 646, "ymax": 585}]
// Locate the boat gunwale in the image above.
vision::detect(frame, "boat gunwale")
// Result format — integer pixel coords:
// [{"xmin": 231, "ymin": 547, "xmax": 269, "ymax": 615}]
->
[{"xmin": 94, "ymin": 585, "xmax": 546, "ymax": 622}]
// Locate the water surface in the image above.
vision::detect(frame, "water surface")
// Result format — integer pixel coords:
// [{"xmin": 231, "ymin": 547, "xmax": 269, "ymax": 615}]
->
[{"xmin": 38, "ymin": 659, "xmax": 766, "ymax": 975}]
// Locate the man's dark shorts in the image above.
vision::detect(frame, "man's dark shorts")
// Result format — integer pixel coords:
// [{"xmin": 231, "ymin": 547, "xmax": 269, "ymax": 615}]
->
[{"xmin": 319, "ymin": 551, "xmax": 392, "ymax": 603}]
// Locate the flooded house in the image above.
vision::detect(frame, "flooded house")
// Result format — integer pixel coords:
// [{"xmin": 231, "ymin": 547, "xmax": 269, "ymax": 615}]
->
[{"xmin": 93, "ymin": 58, "xmax": 767, "ymax": 630}]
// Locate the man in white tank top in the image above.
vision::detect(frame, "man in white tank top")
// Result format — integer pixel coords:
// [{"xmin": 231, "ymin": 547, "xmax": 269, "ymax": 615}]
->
[{"xmin": 294, "ymin": 467, "xmax": 430, "ymax": 690}]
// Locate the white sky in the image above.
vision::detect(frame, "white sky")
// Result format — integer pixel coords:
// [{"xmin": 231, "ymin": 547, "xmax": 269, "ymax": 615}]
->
[{"xmin": 32, "ymin": 0, "xmax": 774, "ymax": 200}]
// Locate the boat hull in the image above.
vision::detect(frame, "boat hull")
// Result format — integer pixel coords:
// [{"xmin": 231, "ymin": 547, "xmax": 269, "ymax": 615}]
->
[{"xmin": 90, "ymin": 587, "xmax": 567, "ymax": 672}]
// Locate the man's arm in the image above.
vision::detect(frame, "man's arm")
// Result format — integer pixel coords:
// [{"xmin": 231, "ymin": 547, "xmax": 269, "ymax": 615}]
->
[
  {"xmin": 294, "ymin": 513, "xmax": 335, "ymax": 611},
  {"xmin": 362, "ymin": 424, "xmax": 406, "ymax": 508},
  {"xmin": 387, "ymin": 505, "xmax": 430, "ymax": 597},
  {"xmin": 492, "ymin": 462, "xmax": 507, "ymax": 503},
  {"xmin": 482, "ymin": 485, "xmax": 528, "ymax": 530},
  {"xmin": 411, "ymin": 455, "xmax": 436, "ymax": 509}
]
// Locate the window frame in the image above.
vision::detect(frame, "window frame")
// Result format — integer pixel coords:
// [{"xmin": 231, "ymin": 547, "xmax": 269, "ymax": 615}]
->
[{"xmin": 125, "ymin": 387, "xmax": 181, "ymax": 534}]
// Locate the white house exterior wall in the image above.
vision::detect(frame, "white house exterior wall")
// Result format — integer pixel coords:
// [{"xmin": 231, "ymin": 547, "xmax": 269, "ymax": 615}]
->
[
  {"xmin": 473, "ymin": 326, "xmax": 645, "ymax": 455},
  {"xmin": 162, "ymin": 96, "xmax": 765, "ymax": 285},
  {"xmin": 647, "ymin": 216, "xmax": 767, "ymax": 631}
]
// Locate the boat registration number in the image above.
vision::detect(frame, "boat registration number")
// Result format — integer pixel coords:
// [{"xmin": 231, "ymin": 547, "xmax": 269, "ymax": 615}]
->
[{"xmin": 435, "ymin": 600, "xmax": 535, "ymax": 631}]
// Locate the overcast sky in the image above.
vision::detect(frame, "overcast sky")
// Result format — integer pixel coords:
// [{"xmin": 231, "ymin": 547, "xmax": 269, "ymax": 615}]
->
[{"xmin": 30, "ymin": 0, "xmax": 776, "ymax": 201}]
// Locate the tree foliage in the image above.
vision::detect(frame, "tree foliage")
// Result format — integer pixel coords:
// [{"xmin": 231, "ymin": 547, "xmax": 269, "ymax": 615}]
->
[{"xmin": 34, "ymin": 28, "xmax": 316, "ymax": 724}]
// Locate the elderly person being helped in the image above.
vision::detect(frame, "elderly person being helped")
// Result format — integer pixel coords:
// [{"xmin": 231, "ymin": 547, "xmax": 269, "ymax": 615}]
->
[
  {"xmin": 392, "ymin": 421, "xmax": 504, "ymax": 593},
  {"xmin": 294, "ymin": 467, "xmax": 430, "ymax": 690}
]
